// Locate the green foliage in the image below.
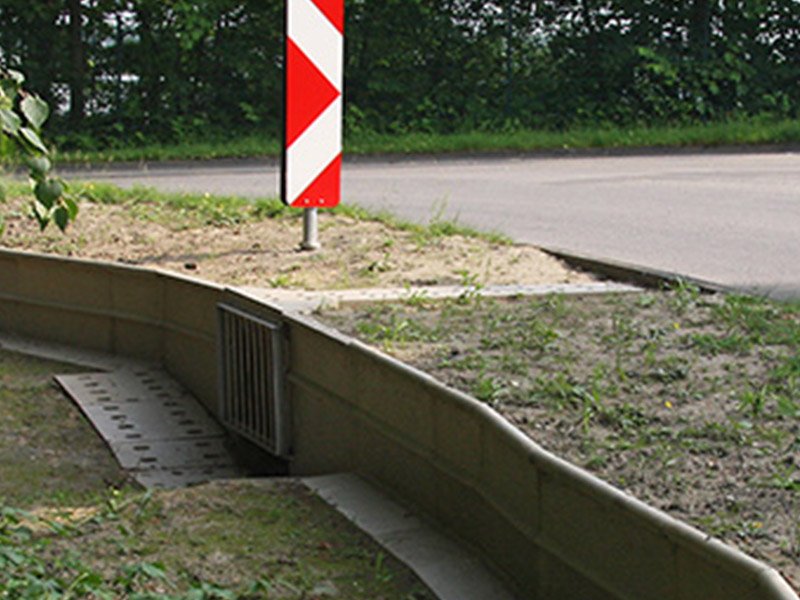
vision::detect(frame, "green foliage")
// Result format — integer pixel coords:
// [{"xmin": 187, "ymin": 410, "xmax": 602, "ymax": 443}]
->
[
  {"xmin": 2, "ymin": 1, "xmax": 799, "ymax": 151},
  {"xmin": 0, "ymin": 68, "xmax": 76, "ymax": 232}
]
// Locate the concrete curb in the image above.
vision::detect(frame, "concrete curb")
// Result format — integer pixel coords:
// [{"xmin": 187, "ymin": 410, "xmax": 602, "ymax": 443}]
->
[
  {"xmin": 304, "ymin": 473, "xmax": 520, "ymax": 600},
  {"xmin": 238, "ymin": 281, "xmax": 641, "ymax": 313},
  {"xmin": 542, "ymin": 245, "xmax": 761, "ymax": 297}
]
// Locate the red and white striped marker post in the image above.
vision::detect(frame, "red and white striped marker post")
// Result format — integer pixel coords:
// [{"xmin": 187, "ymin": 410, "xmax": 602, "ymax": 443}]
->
[{"xmin": 281, "ymin": 0, "xmax": 344, "ymax": 250}]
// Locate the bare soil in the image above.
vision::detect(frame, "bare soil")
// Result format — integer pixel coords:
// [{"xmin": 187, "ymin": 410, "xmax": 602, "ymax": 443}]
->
[
  {"xmin": 318, "ymin": 290, "xmax": 800, "ymax": 591},
  {"xmin": 0, "ymin": 193, "xmax": 592, "ymax": 290}
]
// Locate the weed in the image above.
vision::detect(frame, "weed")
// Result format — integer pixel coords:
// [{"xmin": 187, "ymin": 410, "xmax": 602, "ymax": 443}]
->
[
  {"xmin": 473, "ymin": 376, "xmax": 508, "ymax": 404},
  {"xmin": 373, "ymin": 551, "xmax": 394, "ymax": 585},
  {"xmin": 739, "ymin": 385, "xmax": 771, "ymax": 418},
  {"xmin": 268, "ymin": 274, "xmax": 292, "ymax": 288},
  {"xmin": 603, "ymin": 313, "xmax": 638, "ymax": 381},
  {"xmin": 769, "ymin": 466, "xmax": 800, "ymax": 492},
  {"xmin": 636, "ymin": 294, "xmax": 657, "ymax": 308},
  {"xmin": 650, "ymin": 355, "xmax": 691, "ymax": 384},
  {"xmin": 669, "ymin": 279, "xmax": 701, "ymax": 314},
  {"xmin": 356, "ymin": 313, "xmax": 436, "ymax": 348},
  {"xmin": 402, "ymin": 288, "xmax": 431, "ymax": 308},
  {"xmin": 600, "ymin": 403, "xmax": 650, "ymax": 434},
  {"xmin": 540, "ymin": 293, "xmax": 568, "ymax": 320},
  {"xmin": 689, "ymin": 332, "xmax": 751, "ymax": 355},
  {"xmin": 455, "ymin": 270, "xmax": 484, "ymax": 304}
]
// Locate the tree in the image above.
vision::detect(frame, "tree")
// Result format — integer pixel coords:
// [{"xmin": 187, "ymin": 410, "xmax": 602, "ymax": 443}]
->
[{"xmin": 0, "ymin": 67, "xmax": 77, "ymax": 232}]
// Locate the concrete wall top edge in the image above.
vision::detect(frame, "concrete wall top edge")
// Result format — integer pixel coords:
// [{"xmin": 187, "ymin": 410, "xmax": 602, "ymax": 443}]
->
[
  {"xmin": 0, "ymin": 247, "xmax": 226, "ymax": 293},
  {"xmin": 760, "ymin": 569, "xmax": 800, "ymax": 599},
  {"xmin": 224, "ymin": 287, "xmax": 289, "ymax": 321}
]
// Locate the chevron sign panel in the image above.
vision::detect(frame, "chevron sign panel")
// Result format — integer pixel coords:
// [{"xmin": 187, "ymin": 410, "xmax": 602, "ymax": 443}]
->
[{"xmin": 282, "ymin": 0, "xmax": 344, "ymax": 208}]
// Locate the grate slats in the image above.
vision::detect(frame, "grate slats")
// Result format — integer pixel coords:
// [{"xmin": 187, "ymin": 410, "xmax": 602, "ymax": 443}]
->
[{"xmin": 218, "ymin": 305, "xmax": 289, "ymax": 457}]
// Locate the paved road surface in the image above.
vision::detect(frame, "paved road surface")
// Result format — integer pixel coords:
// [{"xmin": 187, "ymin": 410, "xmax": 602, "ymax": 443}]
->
[{"xmin": 62, "ymin": 151, "xmax": 800, "ymax": 298}]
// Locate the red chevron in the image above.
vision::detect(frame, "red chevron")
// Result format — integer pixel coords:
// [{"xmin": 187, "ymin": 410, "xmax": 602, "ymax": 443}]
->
[
  {"xmin": 290, "ymin": 154, "xmax": 342, "ymax": 208},
  {"xmin": 286, "ymin": 38, "xmax": 340, "ymax": 147},
  {"xmin": 311, "ymin": 0, "xmax": 344, "ymax": 33}
]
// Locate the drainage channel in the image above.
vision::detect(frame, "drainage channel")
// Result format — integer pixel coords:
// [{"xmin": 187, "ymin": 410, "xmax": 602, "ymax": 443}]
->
[{"xmin": 57, "ymin": 367, "xmax": 244, "ymax": 488}]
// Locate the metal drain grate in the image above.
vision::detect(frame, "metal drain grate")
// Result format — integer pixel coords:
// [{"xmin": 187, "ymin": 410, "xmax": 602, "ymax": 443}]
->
[
  {"xmin": 217, "ymin": 304, "xmax": 289, "ymax": 457},
  {"xmin": 57, "ymin": 368, "xmax": 244, "ymax": 489}
]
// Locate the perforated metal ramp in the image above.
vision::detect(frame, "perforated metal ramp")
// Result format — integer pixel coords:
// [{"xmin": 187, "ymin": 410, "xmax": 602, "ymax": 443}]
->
[{"xmin": 56, "ymin": 368, "xmax": 244, "ymax": 489}]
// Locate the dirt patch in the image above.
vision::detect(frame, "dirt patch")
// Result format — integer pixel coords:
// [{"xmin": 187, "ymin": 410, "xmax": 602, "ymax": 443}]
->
[
  {"xmin": 0, "ymin": 192, "xmax": 592, "ymax": 289},
  {"xmin": 319, "ymin": 289, "xmax": 800, "ymax": 591}
]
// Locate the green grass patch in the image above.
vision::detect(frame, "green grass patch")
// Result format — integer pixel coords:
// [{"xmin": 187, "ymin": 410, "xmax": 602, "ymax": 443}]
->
[{"xmin": 56, "ymin": 118, "xmax": 800, "ymax": 164}]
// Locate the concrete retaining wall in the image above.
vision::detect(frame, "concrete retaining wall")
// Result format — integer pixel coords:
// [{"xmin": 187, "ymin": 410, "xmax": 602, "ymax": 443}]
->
[{"xmin": 0, "ymin": 248, "xmax": 795, "ymax": 600}]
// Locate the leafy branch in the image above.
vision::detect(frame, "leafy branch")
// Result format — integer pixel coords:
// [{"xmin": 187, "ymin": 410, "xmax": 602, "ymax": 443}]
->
[{"xmin": 0, "ymin": 67, "xmax": 78, "ymax": 232}]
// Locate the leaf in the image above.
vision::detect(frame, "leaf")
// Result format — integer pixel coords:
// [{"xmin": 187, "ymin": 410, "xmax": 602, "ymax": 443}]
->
[
  {"xmin": 31, "ymin": 200, "xmax": 51, "ymax": 231},
  {"xmin": 21, "ymin": 95, "xmax": 49, "ymax": 129},
  {"xmin": 53, "ymin": 206, "xmax": 69, "ymax": 231},
  {"xmin": 0, "ymin": 108, "xmax": 21, "ymax": 135},
  {"xmin": 65, "ymin": 196, "xmax": 79, "ymax": 220},
  {"xmin": 7, "ymin": 70, "xmax": 25, "ymax": 85},
  {"xmin": 139, "ymin": 562, "xmax": 167, "ymax": 580},
  {"xmin": 19, "ymin": 127, "xmax": 48, "ymax": 153},
  {"xmin": 0, "ymin": 79, "xmax": 17, "ymax": 103},
  {"xmin": 34, "ymin": 179, "xmax": 63, "ymax": 209},
  {"xmin": 27, "ymin": 155, "xmax": 51, "ymax": 178}
]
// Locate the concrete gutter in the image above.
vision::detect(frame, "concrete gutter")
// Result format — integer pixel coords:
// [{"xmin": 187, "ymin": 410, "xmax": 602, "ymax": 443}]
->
[{"xmin": 542, "ymin": 245, "xmax": 793, "ymax": 299}]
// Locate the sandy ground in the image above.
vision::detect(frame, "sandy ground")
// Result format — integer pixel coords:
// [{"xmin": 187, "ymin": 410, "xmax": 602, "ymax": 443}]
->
[{"xmin": 1, "ymin": 194, "xmax": 594, "ymax": 290}]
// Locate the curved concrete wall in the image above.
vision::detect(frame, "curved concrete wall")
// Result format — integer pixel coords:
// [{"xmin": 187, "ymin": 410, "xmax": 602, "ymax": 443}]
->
[{"xmin": 0, "ymin": 248, "xmax": 795, "ymax": 600}]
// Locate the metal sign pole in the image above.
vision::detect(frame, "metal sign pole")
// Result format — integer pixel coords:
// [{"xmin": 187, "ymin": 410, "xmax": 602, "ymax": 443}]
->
[
  {"xmin": 281, "ymin": 0, "xmax": 345, "ymax": 251},
  {"xmin": 301, "ymin": 208, "xmax": 320, "ymax": 251}
]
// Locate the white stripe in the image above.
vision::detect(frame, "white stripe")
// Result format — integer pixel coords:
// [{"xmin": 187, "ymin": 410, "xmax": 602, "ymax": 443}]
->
[
  {"xmin": 287, "ymin": 97, "xmax": 342, "ymax": 203},
  {"xmin": 289, "ymin": 0, "xmax": 343, "ymax": 92}
]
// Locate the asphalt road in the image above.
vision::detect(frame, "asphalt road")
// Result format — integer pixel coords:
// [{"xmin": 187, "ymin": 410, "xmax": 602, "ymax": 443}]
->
[{"xmin": 62, "ymin": 151, "xmax": 800, "ymax": 298}]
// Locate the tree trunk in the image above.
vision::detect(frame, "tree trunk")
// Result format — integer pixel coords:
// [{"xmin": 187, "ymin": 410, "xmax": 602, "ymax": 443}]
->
[
  {"xmin": 67, "ymin": 0, "xmax": 85, "ymax": 125},
  {"xmin": 689, "ymin": 0, "xmax": 712, "ymax": 59}
]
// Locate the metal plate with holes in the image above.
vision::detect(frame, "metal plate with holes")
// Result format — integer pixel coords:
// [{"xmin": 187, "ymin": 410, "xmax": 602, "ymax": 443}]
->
[
  {"xmin": 56, "ymin": 368, "xmax": 244, "ymax": 489},
  {"xmin": 57, "ymin": 371, "xmax": 223, "ymax": 442},
  {"xmin": 111, "ymin": 438, "xmax": 235, "ymax": 470}
]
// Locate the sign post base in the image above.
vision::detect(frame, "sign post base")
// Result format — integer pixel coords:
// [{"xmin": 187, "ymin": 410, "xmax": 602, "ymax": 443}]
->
[{"xmin": 301, "ymin": 208, "xmax": 321, "ymax": 251}]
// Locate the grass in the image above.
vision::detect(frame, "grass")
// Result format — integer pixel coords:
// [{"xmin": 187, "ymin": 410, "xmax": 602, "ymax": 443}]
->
[
  {"xmin": 53, "ymin": 117, "xmax": 800, "ymax": 165},
  {"xmin": 318, "ymin": 285, "xmax": 800, "ymax": 588},
  {"xmin": 0, "ymin": 349, "xmax": 435, "ymax": 599}
]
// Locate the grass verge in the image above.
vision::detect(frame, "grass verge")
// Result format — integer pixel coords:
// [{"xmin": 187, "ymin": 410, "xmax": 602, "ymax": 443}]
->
[
  {"xmin": 0, "ymin": 348, "xmax": 434, "ymax": 599},
  {"xmin": 5, "ymin": 179, "xmax": 510, "ymax": 245},
  {"xmin": 318, "ymin": 285, "xmax": 800, "ymax": 591},
  {"xmin": 52, "ymin": 118, "xmax": 800, "ymax": 164}
]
